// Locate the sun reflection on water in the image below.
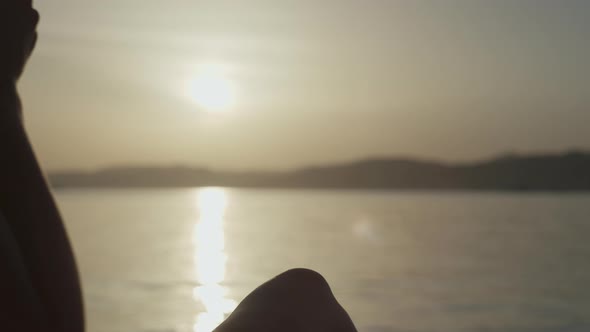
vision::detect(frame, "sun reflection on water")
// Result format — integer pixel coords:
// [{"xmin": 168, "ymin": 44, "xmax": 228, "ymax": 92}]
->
[{"xmin": 193, "ymin": 188, "xmax": 237, "ymax": 332}]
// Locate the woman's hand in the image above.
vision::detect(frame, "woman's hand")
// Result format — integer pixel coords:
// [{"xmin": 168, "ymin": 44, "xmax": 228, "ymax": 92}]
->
[
  {"xmin": 0, "ymin": 0, "xmax": 40, "ymax": 83},
  {"xmin": 0, "ymin": 0, "xmax": 39, "ymax": 124}
]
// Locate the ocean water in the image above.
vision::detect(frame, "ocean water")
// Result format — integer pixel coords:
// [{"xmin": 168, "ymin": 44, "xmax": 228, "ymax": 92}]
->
[{"xmin": 55, "ymin": 188, "xmax": 590, "ymax": 332}]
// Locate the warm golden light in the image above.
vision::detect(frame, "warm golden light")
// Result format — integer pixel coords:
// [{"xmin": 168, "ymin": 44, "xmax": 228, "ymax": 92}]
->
[
  {"xmin": 193, "ymin": 188, "xmax": 237, "ymax": 332},
  {"xmin": 189, "ymin": 65, "xmax": 237, "ymax": 113}
]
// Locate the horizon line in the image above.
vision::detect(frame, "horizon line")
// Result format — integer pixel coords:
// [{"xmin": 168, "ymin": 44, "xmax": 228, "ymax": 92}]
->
[{"xmin": 47, "ymin": 148, "xmax": 589, "ymax": 174}]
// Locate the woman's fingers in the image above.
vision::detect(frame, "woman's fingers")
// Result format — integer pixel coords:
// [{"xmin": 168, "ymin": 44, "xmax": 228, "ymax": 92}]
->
[
  {"xmin": 0, "ymin": 1, "xmax": 39, "ymax": 81},
  {"xmin": 0, "ymin": 1, "xmax": 39, "ymax": 36},
  {"xmin": 29, "ymin": 8, "xmax": 40, "ymax": 31}
]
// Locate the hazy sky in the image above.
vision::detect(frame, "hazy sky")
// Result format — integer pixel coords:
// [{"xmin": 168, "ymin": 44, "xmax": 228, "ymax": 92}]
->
[{"xmin": 21, "ymin": 0, "xmax": 590, "ymax": 171}]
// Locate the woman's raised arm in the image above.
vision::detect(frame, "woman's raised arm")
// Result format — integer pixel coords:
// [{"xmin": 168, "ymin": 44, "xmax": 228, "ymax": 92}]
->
[{"xmin": 0, "ymin": 2, "xmax": 84, "ymax": 331}]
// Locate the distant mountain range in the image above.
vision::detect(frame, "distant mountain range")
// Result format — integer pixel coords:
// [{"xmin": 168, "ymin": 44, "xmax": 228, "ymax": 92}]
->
[{"xmin": 49, "ymin": 151, "xmax": 590, "ymax": 191}]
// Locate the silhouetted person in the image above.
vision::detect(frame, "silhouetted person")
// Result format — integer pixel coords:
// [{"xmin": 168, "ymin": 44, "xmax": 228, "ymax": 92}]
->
[{"xmin": 0, "ymin": 2, "xmax": 357, "ymax": 331}]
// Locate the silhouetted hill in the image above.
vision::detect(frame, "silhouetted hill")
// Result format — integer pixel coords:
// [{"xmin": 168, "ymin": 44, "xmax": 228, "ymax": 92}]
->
[{"xmin": 49, "ymin": 151, "xmax": 590, "ymax": 191}]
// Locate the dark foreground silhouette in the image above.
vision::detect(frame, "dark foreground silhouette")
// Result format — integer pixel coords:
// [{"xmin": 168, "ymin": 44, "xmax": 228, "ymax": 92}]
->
[
  {"xmin": 215, "ymin": 269, "xmax": 357, "ymax": 332},
  {"xmin": 1, "ymin": 2, "xmax": 84, "ymax": 331},
  {"xmin": 0, "ymin": 2, "xmax": 357, "ymax": 331}
]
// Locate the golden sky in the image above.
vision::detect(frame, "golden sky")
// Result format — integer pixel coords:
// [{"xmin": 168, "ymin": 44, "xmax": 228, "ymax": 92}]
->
[{"xmin": 20, "ymin": 0, "xmax": 590, "ymax": 171}]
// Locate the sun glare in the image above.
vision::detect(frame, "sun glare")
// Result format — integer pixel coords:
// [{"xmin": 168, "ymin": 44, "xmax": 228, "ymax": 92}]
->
[{"xmin": 189, "ymin": 65, "xmax": 237, "ymax": 113}]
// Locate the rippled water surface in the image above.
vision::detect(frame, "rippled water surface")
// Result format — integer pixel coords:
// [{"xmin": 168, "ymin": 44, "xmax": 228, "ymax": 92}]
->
[{"xmin": 56, "ymin": 189, "xmax": 590, "ymax": 332}]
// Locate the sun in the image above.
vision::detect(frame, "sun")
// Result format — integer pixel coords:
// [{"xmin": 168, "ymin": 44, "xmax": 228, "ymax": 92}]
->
[{"xmin": 189, "ymin": 67, "xmax": 237, "ymax": 113}]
